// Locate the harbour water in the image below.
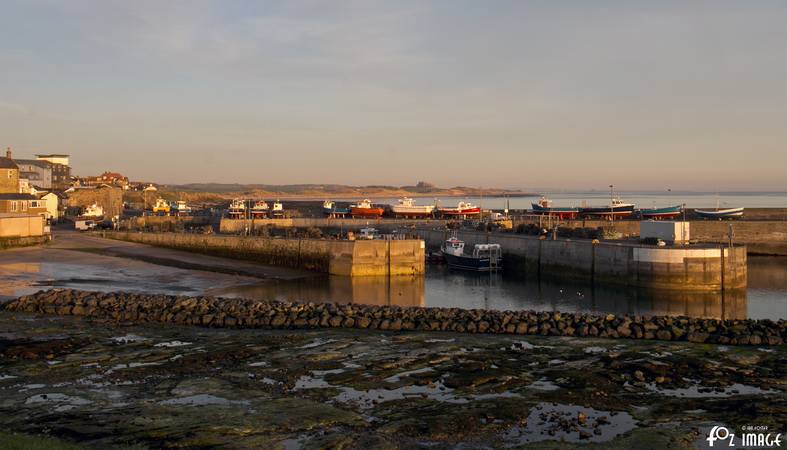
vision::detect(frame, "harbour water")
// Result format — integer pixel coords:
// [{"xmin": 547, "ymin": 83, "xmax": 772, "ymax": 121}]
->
[
  {"xmin": 331, "ymin": 191, "xmax": 787, "ymax": 210},
  {"xmin": 211, "ymin": 256, "xmax": 787, "ymax": 321}
]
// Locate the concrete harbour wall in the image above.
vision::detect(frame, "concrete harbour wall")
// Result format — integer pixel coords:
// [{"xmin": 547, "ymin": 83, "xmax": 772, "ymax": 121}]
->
[
  {"xmin": 100, "ymin": 231, "xmax": 424, "ymax": 277},
  {"xmin": 220, "ymin": 217, "xmax": 449, "ymax": 233},
  {"xmin": 417, "ymin": 229, "xmax": 747, "ymax": 291}
]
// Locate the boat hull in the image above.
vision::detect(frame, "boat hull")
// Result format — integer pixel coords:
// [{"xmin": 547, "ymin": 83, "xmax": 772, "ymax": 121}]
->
[
  {"xmin": 580, "ymin": 204, "xmax": 636, "ymax": 218},
  {"xmin": 531, "ymin": 204, "xmax": 579, "ymax": 219},
  {"xmin": 640, "ymin": 205, "xmax": 683, "ymax": 220},
  {"xmin": 442, "ymin": 252, "xmax": 499, "ymax": 272},
  {"xmin": 695, "ymin": 208, "xmax": 744, "ymax": 219},
  {"xmin": 392, "ymin": 207, "xmax": 434, "ymax": 218},
  {"xmin": 323, "ymin": 207, "xmax": 350, "ymax": 216},
  {"xmin": 437, "ymin": 207, "xmax": 481, "ymax": 217},
  {"xmin": 351, "ymin": 207, "xmax": 384, "ymax": 218}
]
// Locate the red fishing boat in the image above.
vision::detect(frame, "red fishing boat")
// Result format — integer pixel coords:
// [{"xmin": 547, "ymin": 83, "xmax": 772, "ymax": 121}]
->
[
  {"xmin": 350, "ymin": 199, "xmax": 384, "ymax": 218},
  {"xmin": 437, "ymin": 201, "xmax": 481, "ymax": 218}
]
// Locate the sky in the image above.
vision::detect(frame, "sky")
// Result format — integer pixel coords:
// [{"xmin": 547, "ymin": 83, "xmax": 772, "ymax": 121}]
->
[{"xmin": 1, "ymin": 0, "xmax": 786, "ymax": 191}]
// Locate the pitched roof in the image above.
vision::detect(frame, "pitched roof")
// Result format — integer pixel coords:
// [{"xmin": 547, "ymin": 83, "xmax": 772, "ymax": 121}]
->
[
  {"xmin": 0, "ymin": 157, "xmax": 18, "ymax": 169},
  {"xmin": 0, "ymin": 193, "xmax": 37, "ymax": 200}
]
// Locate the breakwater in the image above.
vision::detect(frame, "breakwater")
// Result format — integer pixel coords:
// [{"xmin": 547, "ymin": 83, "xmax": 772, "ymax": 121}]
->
[
  {"xmin": 97, "ymin": 231, "xmax": 424, "ymax": 276},
  {"xmin": 219, "ymin": 217, "xmax": 449, "ymax": 233},
  {"xmin": 418, "ymin": 229, "xmax": 747, "ymax": 291},
  {"xmin": 4, "ymin": 289, "xmax": 784, "ymax": 346}
]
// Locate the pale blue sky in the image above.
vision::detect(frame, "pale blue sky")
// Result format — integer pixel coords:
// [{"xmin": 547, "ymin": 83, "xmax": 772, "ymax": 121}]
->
[{"xmin": 1, "ymin": 0, "xmax": 786, "ymax": 190}]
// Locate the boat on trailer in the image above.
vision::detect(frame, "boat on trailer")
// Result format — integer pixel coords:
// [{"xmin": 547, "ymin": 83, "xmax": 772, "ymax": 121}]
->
[
  {"xmin": 437, "ymin": 201, "xmax": 481, "ymax": 218},
  {"xmin": 323, "ymin": 200, "xmax": 349, "ymax": 217},
  {"xmin": 580, "ymin": 198, "xmax": 636, "ymax": 218},
  {"xmin": 639, "ymin": 205, "xmax": 682, "ymax": 220},
  {"xmin": 695, "ymin": 207, "xmax": 744, "ymax": 219},
  {"xmin": 228, "ymin": 199, "xmax": 246, "ymax": 219},
  {"xmin": 440, "ymin": 236, "xmax": 502, "ymax": 272},
  {"xmin": 250, "ymin": 200, "xmax": 269, "ymax": 218},
  {"xmin": 391, "ymin": 197, "xmax": 435, "ymax": 218},
  {"xmin": 531, "ymin": 197, "xmax": 579, "ymax": 219},
  {"xmin": 351, "ymin": 199, "xmax": 385, "ymax": 218}
]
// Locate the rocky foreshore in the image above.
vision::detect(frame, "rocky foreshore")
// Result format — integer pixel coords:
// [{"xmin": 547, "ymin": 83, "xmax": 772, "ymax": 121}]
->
[{"xmin": 3, "ymin": 289, "xmax": 785, "ymax": 346}]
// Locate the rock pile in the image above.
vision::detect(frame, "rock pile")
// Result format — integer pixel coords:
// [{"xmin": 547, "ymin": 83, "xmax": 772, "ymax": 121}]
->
[{"xmin": 3, "ymin": 289, "xmax": 785, "ymax": 346}]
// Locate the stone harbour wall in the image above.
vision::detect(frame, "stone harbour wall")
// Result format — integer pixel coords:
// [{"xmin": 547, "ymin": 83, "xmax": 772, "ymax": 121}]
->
[{"xmin": 3, "ymin": 289, "xmax": 784, "ymax": 346}]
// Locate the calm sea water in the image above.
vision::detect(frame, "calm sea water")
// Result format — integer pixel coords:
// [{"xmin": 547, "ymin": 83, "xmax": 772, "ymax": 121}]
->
[
  {"xmin": 330, "ymin": 192, "xmax": 787, "ymax": 209},
  {"xmin": 212, "ymin": 256, "xmax": 787, "ymax": 321}
]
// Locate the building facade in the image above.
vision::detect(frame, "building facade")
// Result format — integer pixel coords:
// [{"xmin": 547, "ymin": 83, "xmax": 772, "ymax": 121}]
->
[
  {"xmin": 15, "ymin": 159, "xmax": 53, "ymax": 190},
  {"xmin": 0, "ymin": 149, "xmax": 20, "ymax": 194},
  {"xmin": 66, "ymin": 185, "xmax": 123, "ymax": 218},
  {"xmin": 0, "ymin": 193, "xmax": 48, "ymax": 217},
  {"xmin": 36, "ymin": 154, "xmax": 71, "ymax": 190}
]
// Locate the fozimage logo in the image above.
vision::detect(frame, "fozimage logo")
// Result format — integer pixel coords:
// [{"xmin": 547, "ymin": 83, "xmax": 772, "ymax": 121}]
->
[{"xmin": 706, "ymin": 425, "xmax": 782, "ymax": 448}]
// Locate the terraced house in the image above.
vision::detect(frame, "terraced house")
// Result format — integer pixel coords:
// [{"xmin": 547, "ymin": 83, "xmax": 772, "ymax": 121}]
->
[
  {"xmin": 0, "ymin": 148, "xmax": 20, "ymax": 194},
  {"xmin": 0, "ymin": 193, "xmax": 48, "ymax": 217}
]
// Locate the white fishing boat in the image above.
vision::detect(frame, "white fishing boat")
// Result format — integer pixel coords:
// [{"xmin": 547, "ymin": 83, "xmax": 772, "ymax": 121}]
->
[
  {"xmin": 271, "ymin": 200, "xmax": 285, "ymax": 218},
  {"xmin": 391, "ymin": 197, "xmax": 435, "ymax": 218},
  {"xmin": 228, "ymin": 199, "xmax": 246, "ymax": 219},
  {"xmin": 82, "ymin": 203, "xmax": 104, "ymax": 218},
  {"xmin": 440, "ymin": 235, "xmax": 502, "ymax": 272},
  {"xmin": 250, "ymin": 200, "xmax": 269, "ymax": 218},
  {"xmin": 174, "ymin": 200, "xmax": 192, "ymax": 216}
]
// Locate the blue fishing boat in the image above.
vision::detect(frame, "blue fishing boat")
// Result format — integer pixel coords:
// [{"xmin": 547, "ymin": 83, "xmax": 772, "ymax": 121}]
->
[
  {"xmin": 640, "ymin": 205, "xmax": 682, "ymax": 220},
  {"xmin": 441, "ymin": 236, "xmax": 502, "ymax": 272},
  {"xmin": 323, "ymin": 200, "xmax": 349, "ymax": 217}
]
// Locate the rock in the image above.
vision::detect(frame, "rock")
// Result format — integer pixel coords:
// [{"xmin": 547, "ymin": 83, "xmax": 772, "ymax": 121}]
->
[
  {"xmin": 656, "ymin": 329, "xmax": 672, "ymax": 341},
  {"xmin": 633, "ymin": 370, "xmax": 646, "ymax": 382}
]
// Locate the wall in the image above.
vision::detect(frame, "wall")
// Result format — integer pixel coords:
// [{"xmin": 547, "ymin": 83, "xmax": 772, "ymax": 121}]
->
[
  {"xmin": 67, "ymin": 186, "xmax": 124, "ymax": 218},
  {"xmin": 513, "ymin": 216, "xmax": 787, "ymax": 255},
  {"xmin": 417, "ymin": 228, "xmax": 747, "ymax": 291},
  {"xmin": 0, "ymin": 167, "xmax": 19, "ymax": 194},
  {"xmin": 220, "ymin": 217, "xmax": 449, "ymax": 234},
  {"xmin": 0, "ymin": 214, "xmax": 45, "ymax": 238},
  {"xmin": 101, "ymin": 231, "xmax": 425, "ymax": 277}
]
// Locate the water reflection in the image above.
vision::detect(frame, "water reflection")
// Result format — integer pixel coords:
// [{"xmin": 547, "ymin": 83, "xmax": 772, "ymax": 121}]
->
[{"xmin": 213, "ymin": 266, "xmax": 749, "ymax": 320}]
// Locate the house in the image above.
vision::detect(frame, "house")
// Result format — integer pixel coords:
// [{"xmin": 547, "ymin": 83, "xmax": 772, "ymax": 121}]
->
[
  {"xmin": 0, "ymin": 148, "xmax": 20, "ymax": 194},
  {"xmin": 35, "ymin": 154, "xmax": 71, "ymax": 190},
  {"xmin": 39, "ymin": 192, "xmax": 60, "ymax": 221},
  {"xmin": 80, "ymin": 171, "xmax": 129, "ymax": 189},
  {"xmin": 0, "ymin": 193, "xmax": 48, "ymax": 217}
]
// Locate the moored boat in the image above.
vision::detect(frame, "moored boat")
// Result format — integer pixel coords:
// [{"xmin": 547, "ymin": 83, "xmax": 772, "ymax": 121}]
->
[
  {"xmin": 437, "ymin": 201, "xmax": 481, "ymax": 218},
  {"xmin": 250, "ymin": 200, "xmax": 269, "ymax": 218},
  {"xmin": 323, "ymin": 200, "xmax": 349, "ymax": 217},
  {"xmin": 82, "ymin": 202, "xmax": 105, "ymax": 219},
  {"xmin": 350, "ymin": 199, "xmax": 384, "ymax": 218},
  {"xmin": 228, "ymin": 199, "xmax": 246, "ymax": 219},
  {"xmin": 695, "ymin": 207, "xmax": 744, "ymax": 219},
  {"xmin": 440, "ymin": 236, "xmax": 502, "ymax": 272},
  {"xmin": 530, "ymin": 197, "xmax": 579, "ymax": 219},
  {"xmin": 174, "ymin": 200, "xmax": 192, "ymax": 216},
  {"xmin": 391, "ymin": 197, "xmax": 435, "ymax": 218},
  {"xmin": 580, "ymin": 198, "xmax": 636, "ymax": 218},
  {"xmin": 639, "ymin": 205, "xmax": 682, "ymax": 220}
]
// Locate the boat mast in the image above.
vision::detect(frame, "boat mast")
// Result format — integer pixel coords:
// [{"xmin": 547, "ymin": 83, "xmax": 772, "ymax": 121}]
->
[{"xmin": 609, "ymin": 184, "xmax": 614, "ymax": 225}]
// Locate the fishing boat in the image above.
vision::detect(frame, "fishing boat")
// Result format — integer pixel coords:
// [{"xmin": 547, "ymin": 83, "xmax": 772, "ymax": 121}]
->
[
  {"xmin": 436, "ymin": 201, "xmax": 481, "ymax": 218},
  {"xmin": 174, "ymin": 200, "xmax": 192, "ymax": 216},
  {"xmin": 580, "ymin": 198, "xmax": 636, "ymax": 218},
  {"xmin": 350, "ymin": 199, "xmax": 384, "ymax": 218},
  {"xmin": 323, "ymin": 200, "xmax": 349, "ymax": 217},
  {"xmin": 391, "ymin": 197, "xmax": 435, "ymax": 218},
  {"xmin": 639, "ymin": 205, "xmax": 682, "ymax": 220},
  {"xmin": 82, "ymin": 202, "xmax": 104, "ymax": 218},
  {"xmin": 250, "ymin": 200, "xmax": 269, "ymax": 218},
  {"xmin": 440, "ymin": 236, "xmax": 502, "ymax": 272},
  {"xmin": 695, "ymin": 207, "xmax": 744, "ymax": 219},
  {"xmin": 271, "ymin": 200, "xmax": 285, "ymax": 218},
  {"xmin": 228, "ymin": 199, "xmax": 246, "ymax": 219},
  {"xmin": 151, "ymin": 198, "xmax": 171, "ymax": 215},
  {"xmin": 530, "ymin": 197, "xmax": 579, "ymax": 219},
  {"xmin": 358, "ymin": 227, "xmax": 380, "ymax": 240}
]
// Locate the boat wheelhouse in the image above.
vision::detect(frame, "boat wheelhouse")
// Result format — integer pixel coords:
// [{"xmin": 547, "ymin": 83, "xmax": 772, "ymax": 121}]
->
[
  {"xmin": 391, "ymin": 197, "xmax": 435, "ymax": 218},
  {"xmin": 440, "ymin": 236, "xmax": 502, "ymax": 272},
  {"xmin": 82, "ymin": 202, "xmax": 104, "ymax": 219},
  {"xmin": 271, "ymin": 200, "xmax": 285, "ymax": 218},
  {"xmin": 174, "ymin": 200, "xmax": 192, "ymax": 216},
  {"xmin": 151, "ymin": 198, "xmax": 171, "ymax": 215}
]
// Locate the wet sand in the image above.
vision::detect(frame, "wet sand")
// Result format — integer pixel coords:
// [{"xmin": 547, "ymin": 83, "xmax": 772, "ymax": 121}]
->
[{"xmin": 0, "ymin": 231, "xmax": 312, "ymax": 301}]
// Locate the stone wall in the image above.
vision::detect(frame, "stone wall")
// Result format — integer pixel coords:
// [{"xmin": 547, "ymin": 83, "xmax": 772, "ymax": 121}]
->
[
  {"xmin": 3, "ymin": 289, "xmax": 784, "ymax": 346},
  {"xmin": 0, "ymin": 235, "xmax": 48, "ymax": 250},
  {"xmin": 417, "ymin": 229, "xmax": 747, "ymax": 291},
  {"xmin": 99, "ymin": 231, "xmax": 424, "ymax": 276},
  {"xmin": 220, "ymin": 217, "xmax": 450, "ymax": 234}
]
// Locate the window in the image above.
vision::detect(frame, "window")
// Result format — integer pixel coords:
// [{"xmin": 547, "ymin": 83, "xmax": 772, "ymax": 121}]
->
[{"xmin": 10, "ymin": 201, "xmax": 17, "ymax": 212}]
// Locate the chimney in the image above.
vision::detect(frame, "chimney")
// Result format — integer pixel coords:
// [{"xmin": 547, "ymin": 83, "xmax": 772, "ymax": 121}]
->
[{"xmin": 5, "ymin": 147, "xmax": 11, "ymax": 159}]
